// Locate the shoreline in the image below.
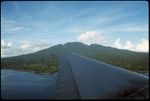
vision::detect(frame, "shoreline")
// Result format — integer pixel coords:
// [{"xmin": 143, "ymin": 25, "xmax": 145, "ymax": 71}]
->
[{"xmin": 1, "ymin": 69, "xmax": 57, "ymax": 75}]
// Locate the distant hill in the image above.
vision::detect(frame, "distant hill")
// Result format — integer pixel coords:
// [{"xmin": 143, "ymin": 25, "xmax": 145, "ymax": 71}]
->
[{"xmin": 1, "ymin": 42, "xmax": 149, "ymax": 73}]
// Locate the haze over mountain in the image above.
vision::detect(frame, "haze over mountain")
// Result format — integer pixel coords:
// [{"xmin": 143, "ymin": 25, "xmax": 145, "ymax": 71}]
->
[{"xmin": 1, "ymin": 42, "xmax": 149, "ymax": 73}]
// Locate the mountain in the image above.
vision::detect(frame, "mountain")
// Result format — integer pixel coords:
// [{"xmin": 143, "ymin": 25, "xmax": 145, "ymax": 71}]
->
[{"xmin": 1, "ymin": 42, "xmax": 149, "ymax": 73}]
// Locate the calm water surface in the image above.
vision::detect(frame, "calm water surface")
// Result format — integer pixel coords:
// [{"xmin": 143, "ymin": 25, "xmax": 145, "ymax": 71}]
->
[
  {"xmin": 1, "ymin": 69, "xmax": 148, "ymax": 99},
  {"xmin": 1, "ymin": 69, "xmax": 57, "ymax": 99}
]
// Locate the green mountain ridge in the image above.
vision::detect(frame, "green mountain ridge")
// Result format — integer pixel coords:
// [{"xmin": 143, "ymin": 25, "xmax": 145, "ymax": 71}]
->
[{"xmin": 1, "ymin": 42, "xmax": 149, "ymax": 74}]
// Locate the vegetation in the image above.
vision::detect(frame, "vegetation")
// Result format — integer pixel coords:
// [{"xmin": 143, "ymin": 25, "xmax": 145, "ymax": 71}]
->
[
  {"xmin": 64, "ymin": 43, "xmax": 149, "ymax": 72},
  {"xmin": 1, "ymin": 42, "xmax": 149, "ymax": 74},
  {"xmin": 1, "ymin": 54, "xmax": 59, "ymax": 74}
]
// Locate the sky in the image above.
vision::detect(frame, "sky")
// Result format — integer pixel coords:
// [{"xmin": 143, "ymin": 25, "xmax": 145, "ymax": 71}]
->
[{"xmin": 1, "ymin": 1, "xmax": 149, "ymax": 57}]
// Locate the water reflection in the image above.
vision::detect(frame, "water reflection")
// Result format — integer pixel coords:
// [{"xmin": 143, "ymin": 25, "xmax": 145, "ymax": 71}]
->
[{"xmin": 1, "ymin": 69, "xmax": 57, "ymax": 99}]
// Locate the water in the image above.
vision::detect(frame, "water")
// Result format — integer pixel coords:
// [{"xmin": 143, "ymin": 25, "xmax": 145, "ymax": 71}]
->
[
  {"xmin": 1, "ymin": 69, "xmax": 148, "ymax": 99},
  {"xmin": 1, "ymin": 69, "xmax": 57, "ymax": 99}
]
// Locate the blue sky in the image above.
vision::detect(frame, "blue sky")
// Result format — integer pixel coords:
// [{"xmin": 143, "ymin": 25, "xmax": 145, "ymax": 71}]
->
[{"xmin": 1, "ymin": 1, "xmax": 149, "ymax": 57}]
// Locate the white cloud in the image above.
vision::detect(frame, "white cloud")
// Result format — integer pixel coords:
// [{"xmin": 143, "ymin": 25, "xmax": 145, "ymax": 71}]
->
[
  {"xmin": 1, "ymin": 40, "xmax": 5, "ymax": 46},
  {"xmin": 20, "ymin": 40, "xmax": 51, "ymax": 52},
  {"xmin": 113, "ymin": 38, "xmax": 122, "ymax": 49},
  {"xmin": 20, "ymin": 41, "xmax": 31, "ymax": 50},
  {"xmin": 1, "ymin": 40, "xmax": 13, "ymax": 57},
  {"xmin": 1, "ymin": 40, "xmax": 51, "ymax": 58},
  {"xmin": 1, "ymin": 40, "xmax": 12, "ymax": 49},
  {"xmin": 124, "ymin": 41, "xmax": 134, "ymax": 50},
  {"xmin": 136, "ymin": 38, "xmax": 149, "ymax": 52},
  {"xmin": 112, "ymin": 38, "xmax": 149, "ymax": 52},
  {"xmin": 76, "ymin": 31, "xmax": 105, "ymax": 45},
  {"xmin": 7, "ymin": 42, "xmax": 12, "ymax": 47}
]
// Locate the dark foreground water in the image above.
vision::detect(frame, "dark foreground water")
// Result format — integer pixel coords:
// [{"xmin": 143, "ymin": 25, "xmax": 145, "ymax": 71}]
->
[
  {"xmin": 1, "ymin": 69, "xmax": 57, "ymax": 99},
  {"xmin": 1, "ymin": 69, "xmax": 148, "ymax": 99}
]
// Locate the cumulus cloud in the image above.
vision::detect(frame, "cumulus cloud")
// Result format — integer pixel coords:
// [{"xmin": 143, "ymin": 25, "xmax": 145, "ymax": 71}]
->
[
  {"xmin": 1, "ymin": 40, "xmax": 12, "ymax": 49},
  {"xmin": 20, "ymin": 41, "xmax": 31, "ymax": 50},
  {"xmin": 136, "ymin": 38, "xmax": 149, "ymax": 52},
  {"xmin": 1, "ymin": 40, "xmax": 51, "ymax": 58},
  {"xmin": 124, "ymin": 41, "xmax": 134, "ymax": 50},
  {"xmin": 113, "ymin": 38, "xmax": 122, "ymax": 49},
  {"xmin": 76, "ymin": 31, "xmax": 105, "ymax": 45},
  {"xmin": 1, "ymin": 40, "xmax": 13, "ymax": 57},
  {"xmin": 19, "ymin": 40, "xmax": 51, "ymax": 54},
  {"xmin": 112, "ymin": 38, "xmax": 149, "ymax": 52}
]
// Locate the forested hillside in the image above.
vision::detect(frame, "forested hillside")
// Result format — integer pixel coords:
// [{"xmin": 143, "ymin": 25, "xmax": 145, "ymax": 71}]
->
[{"xmin": 1, "ymin": 42, "xmax": 149, "ymax": 74}]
